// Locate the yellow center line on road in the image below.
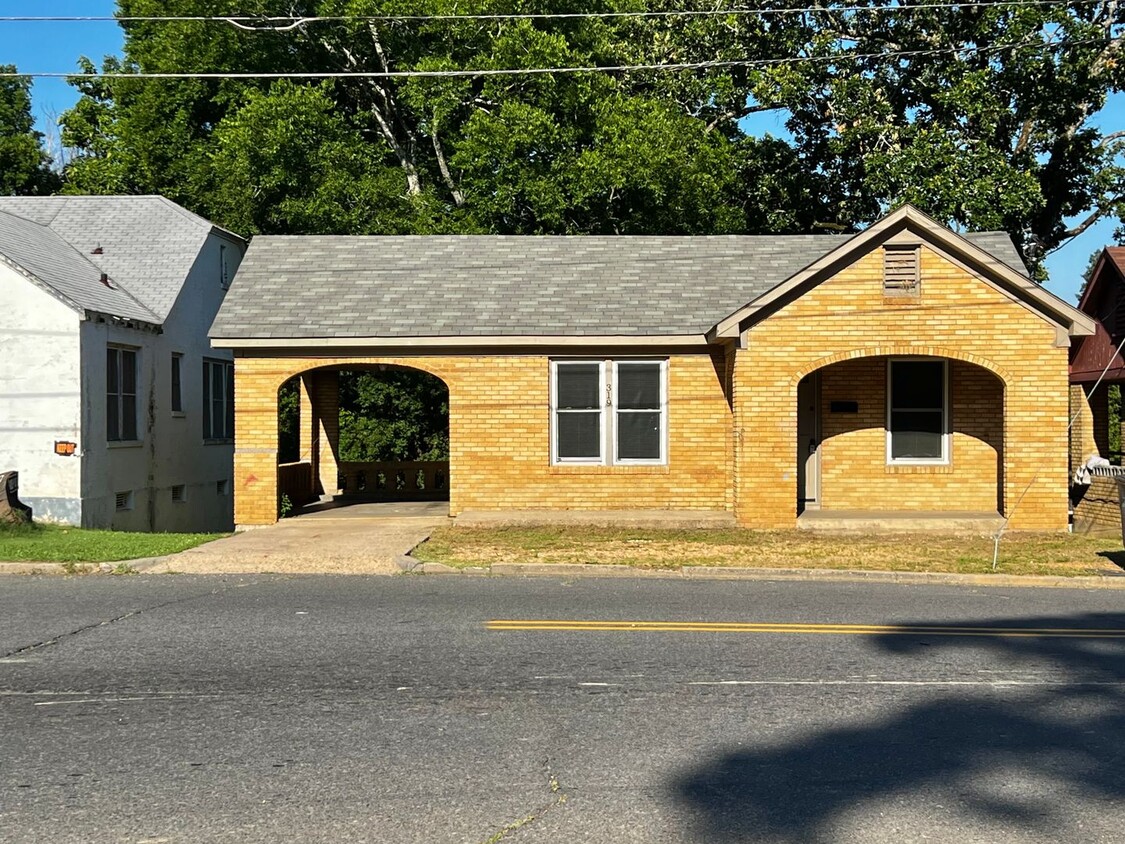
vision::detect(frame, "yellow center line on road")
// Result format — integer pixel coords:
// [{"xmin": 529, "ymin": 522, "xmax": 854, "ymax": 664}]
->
[{"xmin": 486, "ymin": 620, "xmax": 1125, "ymax": 638}]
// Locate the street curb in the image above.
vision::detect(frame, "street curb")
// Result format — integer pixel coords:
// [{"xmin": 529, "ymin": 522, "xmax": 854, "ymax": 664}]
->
[
  {"xmin": 394, "ymin": 554, "xmax": 1125, "ymax": 589},
  {"xmin": 0, "ymin": 555, "xmax": 169, "ymax": 577}
]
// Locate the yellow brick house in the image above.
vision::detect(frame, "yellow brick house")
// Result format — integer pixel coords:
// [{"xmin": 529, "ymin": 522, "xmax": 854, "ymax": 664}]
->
[{"xmin": 210, "ymin": 205, "xmax": 1094, "ymax": 531}]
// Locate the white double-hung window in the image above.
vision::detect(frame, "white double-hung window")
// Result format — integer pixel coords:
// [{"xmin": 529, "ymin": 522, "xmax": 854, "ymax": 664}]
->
[
  {"xmin": 551, "ymin": 359, "xmax": 667, "ymax": 465},
  {"xmin": 887, "ymin": 359, "xmax": 949, "ymax": 464}
]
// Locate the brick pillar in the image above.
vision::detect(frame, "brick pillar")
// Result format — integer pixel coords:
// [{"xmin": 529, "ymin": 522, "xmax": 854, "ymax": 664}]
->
[
  {"xmin": 313, "ymin": 370, "xmax": 340, "ymax": 497},
  {"xmin": 299, "ymin": 374, "xmax": 319, "ymax": 495},
  {"xmin": 233, "ymin": 360, "xmax": 279, "ymax": 528},
  {"xmin": 1069, "ymin": 384, "xmax": 1100, "ymax": 473},
  {"xmin": 1003, "ymin": 354, "xmax": 1070, "ymax": 530}
]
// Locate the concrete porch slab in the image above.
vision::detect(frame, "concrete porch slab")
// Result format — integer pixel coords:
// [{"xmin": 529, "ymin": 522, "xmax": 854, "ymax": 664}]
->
[
  {"xmin": 797, "ymin": 509, "xmax": 1005, "ymax": 534},
  {"xmin": 454, "ymin": 509, "xmax": 737, "ymax": 529}
]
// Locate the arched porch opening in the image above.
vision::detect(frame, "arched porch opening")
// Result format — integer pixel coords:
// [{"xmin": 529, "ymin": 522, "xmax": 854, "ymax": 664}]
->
[
  {"xmin": 795, "ymin": 354, "xmax": 1005, "ymax": 520},
  {"xmin": 276, "ymin": 364, "xmax": 449, "ymax": 516}
]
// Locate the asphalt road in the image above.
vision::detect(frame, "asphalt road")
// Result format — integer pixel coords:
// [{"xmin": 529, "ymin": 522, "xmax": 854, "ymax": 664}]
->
[{"xmin": 1, "ymin": 574, "xmax": 1123, "ymax": 843}]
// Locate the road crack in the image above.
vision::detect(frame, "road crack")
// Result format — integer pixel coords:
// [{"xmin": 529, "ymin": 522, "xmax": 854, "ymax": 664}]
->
[
  {"xmin": 480, "ymin": 758, "xmax": 568, "ymax": 843},
  {"xmin": 1, "ymin": 589, "xmax": 227, "ymax": 660}
]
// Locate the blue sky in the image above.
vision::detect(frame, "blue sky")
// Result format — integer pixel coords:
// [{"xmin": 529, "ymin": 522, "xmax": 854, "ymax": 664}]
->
[{"xmin": 3, "ymin": 2, "xmax": 1122, "ymax": 303}]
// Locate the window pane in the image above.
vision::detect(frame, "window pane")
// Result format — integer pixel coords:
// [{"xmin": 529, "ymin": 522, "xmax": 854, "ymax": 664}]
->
[
  {"xmin": 557, "ymin": 412, "xmax": 601, "ymax": 459},
  {"xmin": 121, "ymin": 350, "xmax": 137, "ymax": 394},
  {"xmin": 617, "ymin": 411, "xmax": 661, "ymax": 460},
  {"xmin": 891, "ymin": 361, "xmax": 943, "ymax": 409},
  {"xmin": 617, "ymin": 364, "xmax": 661, "ymax": 410},
  {"xmin": 202, "ymin": 362, "xmax": 212, "ymax": 439},
  {"xmin": 107, "ymin": 394, "xmax": 120, "ymax": 441},
  {"xmin": 171, "ymin": 356, "xmax": 183, "ymax": 412},
  {"xmin": 556, "ymin": 364, "xmax": 600, "ymax": 410},
  {"xmin": 891, "ymin": 411, "xmax": 943, "ymax": 459},
  {"xmin": 122, "ymin": 395, "xmax": 138, "ymax": 441},
  {"xmin": 106, "ymin": 348, "xmax": 118, "ymax": 394}
]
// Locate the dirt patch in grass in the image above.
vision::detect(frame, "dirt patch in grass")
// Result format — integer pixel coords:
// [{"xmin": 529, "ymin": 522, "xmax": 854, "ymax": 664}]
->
[
  {"xmin": 414, "ymin": 526, "xmax": 1125, "ymax": 578},
  {"xmin": 0, "ymin": 522, "xmax": 226, "ymax": 563}
]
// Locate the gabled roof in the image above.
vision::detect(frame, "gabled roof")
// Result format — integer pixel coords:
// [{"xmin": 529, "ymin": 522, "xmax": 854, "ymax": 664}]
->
[
  {"xmin": 210, "ymin": 224, "xmax": 1032, "ymax": 344},
  {"xmin": 712, "ymin": 205, "xmax": 1095, "ymax": 339},
  {"xmin": 1070, "ymin": 247, "xmax": 1125, "ymax": 383},
  {"xmin": 0, "ymin": 196, "xmax": 244, "ymax": 323},
  {"xmin": 0, "ymin": 210, "xmax": 159, "ymax": 324}
]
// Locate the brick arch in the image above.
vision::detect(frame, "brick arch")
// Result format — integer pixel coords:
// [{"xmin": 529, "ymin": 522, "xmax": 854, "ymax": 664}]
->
[
  {"xmin": 265, "ymin": 356, "xmax": 456, "ymax": 395},
  {"xmin": 790, "ymin": 346, "xmax": 1011, "ymax": 387}
]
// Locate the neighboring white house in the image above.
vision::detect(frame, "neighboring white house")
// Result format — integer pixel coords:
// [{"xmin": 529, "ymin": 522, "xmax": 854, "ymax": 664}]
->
[{"xmin": 0, "ymin": 196, "xmax": 246, "ymax": 532}]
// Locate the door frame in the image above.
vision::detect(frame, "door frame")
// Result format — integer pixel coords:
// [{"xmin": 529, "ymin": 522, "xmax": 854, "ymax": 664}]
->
[{"xmin": 797, "ymin": 372, "xmax": 821, "ymax": 513}]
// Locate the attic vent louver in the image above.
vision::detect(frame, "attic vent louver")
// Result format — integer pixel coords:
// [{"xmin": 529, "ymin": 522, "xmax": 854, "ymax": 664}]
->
[{"xmin": 883, "ymin": 245, "xmax": 920, "ymax": 296}]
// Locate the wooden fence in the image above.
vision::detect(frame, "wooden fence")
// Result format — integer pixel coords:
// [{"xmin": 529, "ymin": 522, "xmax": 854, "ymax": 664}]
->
[{"xmin": 277, "ymin": 461, "xmax": 316, "ymax": 507}]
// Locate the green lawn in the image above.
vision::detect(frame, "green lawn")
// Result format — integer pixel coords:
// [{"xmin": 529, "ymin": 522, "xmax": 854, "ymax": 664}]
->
[
  {"xmin": 0, "ymin": 522, "xmax": 225, "ymax": 563},
  {"xmin": 414, "ymin": 526, "xmax": 1125, "ymax": 578}
]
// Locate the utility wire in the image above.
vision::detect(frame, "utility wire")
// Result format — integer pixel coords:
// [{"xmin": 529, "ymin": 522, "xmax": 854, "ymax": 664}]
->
[
  {"xmin": 0, "ymin": 0, "xmax": 1104, "ymax": 27},
  {"xmin": 0, "ymin": 36, "xmax": 1111, "ymax": 80}
]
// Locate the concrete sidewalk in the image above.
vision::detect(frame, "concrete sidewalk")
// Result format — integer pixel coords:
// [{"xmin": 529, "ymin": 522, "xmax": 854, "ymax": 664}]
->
[{"xmin": 145, "ymin": 501, "xmax": 449, "ymax": 575}]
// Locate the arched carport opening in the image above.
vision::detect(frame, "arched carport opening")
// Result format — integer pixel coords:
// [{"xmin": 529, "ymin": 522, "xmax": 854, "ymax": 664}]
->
[
  {"xmin": 276, "ymin": 364, "xmax": 449, "ymax": 515},
  {"xmin": 795, "ymin": 354, "xmax": 1005, "ymax": 519}
]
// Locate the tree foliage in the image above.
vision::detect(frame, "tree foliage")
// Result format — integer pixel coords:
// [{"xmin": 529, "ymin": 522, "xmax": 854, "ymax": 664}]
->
[
  {"xmin": 0, "ymin": 67, "xmax": 61, "ymax": 196},
  {"xmin": 338, "ymin": 370, "xmax": 449, "ymax": 463},
  {"xmin": 58, "ymin": 1, "xmax": 1125, "ymax": 266}
]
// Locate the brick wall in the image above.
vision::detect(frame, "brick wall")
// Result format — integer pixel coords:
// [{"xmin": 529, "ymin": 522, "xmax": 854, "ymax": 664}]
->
[
  {"xmin": 733, "ymin": 244, "xmax": 1069, "ymax": 530},
  {"xmin": 815, "ymin": 358, "xmax": 1003, "ymax": 512},
  {"xmin": 232, "ymin": 352, "xmax": 732, "ymax": 526}
]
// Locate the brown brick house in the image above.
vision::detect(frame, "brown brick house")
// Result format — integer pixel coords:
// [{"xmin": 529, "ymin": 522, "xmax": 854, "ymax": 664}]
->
[
  {"xmin": 210, "ymin": 205, "xmax": 1094, "ymax": 531},
  {"xmin": 1068, "ymin": 247, "xmax": 1125, "ymax": 534}
]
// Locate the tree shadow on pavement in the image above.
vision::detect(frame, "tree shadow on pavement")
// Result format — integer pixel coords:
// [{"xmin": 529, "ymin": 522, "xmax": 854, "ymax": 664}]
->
[{"xmin": 671, "ymin": 612, "xmax": 1125, "ymax": 843}]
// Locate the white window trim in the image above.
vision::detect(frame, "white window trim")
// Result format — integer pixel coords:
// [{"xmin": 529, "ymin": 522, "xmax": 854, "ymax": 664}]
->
[
  {"xmin": 107, "ymin": 344, "xmax": 141, "ymax": 444},
  {"xmin": 549, "ymin": 358, "xmax": 668, "ymax": 466},
  {"xmin": 612, "ymin": 359, "xmax": 668, "ymax": 466},
  {"xmin": 550, "ymin": 359, "xmax": 607, "ymax": 465},
  {"xmin": 886, "ymin": 358, "xmax": 950, "ymax": 465},
  {"xmin": 203, "ymin": 358, "xmax": 235, "ymax": 442},
  {"xmin": 171, "ymin": 352, "xmax": 185, "ymax": 417}
]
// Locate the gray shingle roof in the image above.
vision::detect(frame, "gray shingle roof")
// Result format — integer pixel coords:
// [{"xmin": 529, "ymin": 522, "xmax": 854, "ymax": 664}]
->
[
  {"xmin": 211, "ymin": 231, "xmax": 1029, "ymax": 340},
  {"xmin": 0, "ymin": 196, "xmax": 241, "ymax": 322},
  {"xmin": 0, "ymin": 210, "xmax": 159, "ymax": 323}
]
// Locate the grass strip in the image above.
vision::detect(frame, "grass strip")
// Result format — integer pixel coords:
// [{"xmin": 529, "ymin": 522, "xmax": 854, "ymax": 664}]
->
[
  {"xmin": 0, "ymin": 522, "xmax": 225, "ymax": 563},
  {"xmin": 413, "ymin": 526, "xmax": 1125, "ymax": 578}
]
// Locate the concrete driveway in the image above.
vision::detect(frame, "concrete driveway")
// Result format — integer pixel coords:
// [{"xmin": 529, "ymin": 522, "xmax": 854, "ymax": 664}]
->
[{"xmin": 147, "ymin": 501, "xmax": 448, "ymax": 575}]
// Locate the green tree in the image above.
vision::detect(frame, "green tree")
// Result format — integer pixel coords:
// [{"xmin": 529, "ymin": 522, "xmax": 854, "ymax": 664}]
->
[
  {"xmin": 752, "ymin": 2, "xmax": 1125, "ymax": 271},
  {"xmin": 338, "ymin": 370, "xmax": 449, "ymax": 463},
  {"xmin": 0, "ymin": 67, "xmax": 60, "ymax": 195}
]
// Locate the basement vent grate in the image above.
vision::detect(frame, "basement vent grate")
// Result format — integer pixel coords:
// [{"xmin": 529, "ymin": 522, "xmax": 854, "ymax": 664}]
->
[
  {"xmin": 883, "ymin": 245, "xmax": 920, "ymax": 295},
  {"xmin": 115, "ymin": 491, "xmax": 133, "ymax": 512},
  {"xmin": 216, "ymin": 480, "xmax": 230, "ymax": 496},
  {"xmin": 171, "ymin": 485, "xmax": 186, "ymax": 503}
]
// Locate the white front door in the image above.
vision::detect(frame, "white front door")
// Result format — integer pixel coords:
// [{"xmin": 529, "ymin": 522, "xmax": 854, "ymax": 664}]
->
[{"xmin": 797, "ymin": 374, "xmax": 820, "ymax": 512}]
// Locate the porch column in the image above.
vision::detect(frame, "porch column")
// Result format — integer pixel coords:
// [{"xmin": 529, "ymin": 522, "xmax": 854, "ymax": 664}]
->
[
  {"xmin": 732, "ymin": 344, "xmax": 799, "ymax": 528},
  {"xmin": 233, "ymin": 359, "xmax": 280, "ymax": 528},
  {"xmin": 1002, "ymin": 360, "xmax": 1070, "ymax": 530},
  {"xmin": 299, "ymin": 374, "xmax": 319, "ymax": 495},
  {"xmin": 312, "ymin": 370, "xmax": 341, "ymax": 497}
]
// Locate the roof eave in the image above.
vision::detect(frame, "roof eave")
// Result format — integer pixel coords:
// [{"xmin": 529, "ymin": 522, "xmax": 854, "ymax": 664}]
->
[{"xmin": 210, "ymin": 333, "xmax": 715, "ymax": 350}]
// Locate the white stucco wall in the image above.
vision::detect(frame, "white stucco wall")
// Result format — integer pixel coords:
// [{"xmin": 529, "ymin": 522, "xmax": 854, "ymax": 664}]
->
[
  {"xmin": 80, "ymin": 232, "xmax": 244, "ymax": 533},
  {"xmin": 0, "ymin": 265, "xmax": 83, "ymax": 523}
]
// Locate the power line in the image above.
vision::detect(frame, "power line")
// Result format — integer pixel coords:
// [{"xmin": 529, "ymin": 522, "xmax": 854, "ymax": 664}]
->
[
  {"xmin": 0, "ymin": 37, "xmax": 1111, "ymax": 81},
  {"xmin": 0, "ymin": 0, "xmax": 1105, "ymax": 28}
]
